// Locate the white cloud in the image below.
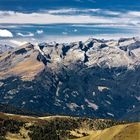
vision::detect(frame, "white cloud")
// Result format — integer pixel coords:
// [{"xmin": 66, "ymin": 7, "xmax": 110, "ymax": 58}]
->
[
  {"xmin": 36, "ymin": 30, "xmax": 44, "ymax": 34},
  {"xmin": 17, "ymin": 32, "xmax": 34, "ymax": 37},
  {"xmin": 127, "ymin": 11, "xmax": 140, "ymax": 17},
  {"xmin": 103, "ymin": 10, "xmax": 121, "ymax": 16},
  {"xmin": 46, "ymin": 8, "xmax": 121, "ymax": 16},
  {"xmin": 0, "ymin": 11, "xmax": 114, "ymax": 24},
  {"xmin": 0, "ymin": 9, "xmax": 140, "ymax": 40},
  {"xmin": 0, "ymin": 9, "xmax": 139, "ymax": 29},
  {"xmin": 74, "ymin": 29, "xmax": 78, "ymax": 32},
  {"xmin": 47, "ymin": 8, "xmax": 100, "ymax": 14},
  {"xmin": 62, "ymin": 32, "xmax": 68, "ymax": 35},
  {"xmin": 0, "ymin": 29, "xmax": 13, "ymax": 37},
  {"xmin": 72, "ymin": 23, "xmax": 134, "ymax": 28},
  {"xmin": 0, "ymin": 9, "xmax": 139, "ymax": 30}
]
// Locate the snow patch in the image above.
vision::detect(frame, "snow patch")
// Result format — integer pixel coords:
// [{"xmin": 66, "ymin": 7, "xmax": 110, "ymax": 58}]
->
[
  {"xmin": 71, "ymin": 91, "xmax": 79, "ymax": 97},
  {"xmin": 29, "ymin": 100, "xmax": 34, "ymax": 103},
  {"xmin": 66, "ymin": 103, "xmax": 79, "ymax": 111},
  {"xmin": 133, "ymin": 105, "xmax": 135, "ymax": 108},
  {"xmin": 81, "ymin": 105, "xmax": 85, "ymax": 110},
  {"xmin": 4, "ymin": 95, "xmax": 13, "ymax": 99},
  {"xmin": 85, "ymin": 98, "xmax": 99, "ymax": 111},
  {"xmin": 56, "ymin": 81, "xmax": 62, "ymax": 96},
  {"xmin": 22, "ymin": 101, "xmax": 26, "ymax": 105},
  {"xmin": 63, "ymin": 89, "xmax": 69, "ymax": 95},
  {"xmin": 107, "ymin": 95, "xmax": 113, "ymax": 100},
  {"xmin": 54, "ymin": 98, "xmax": 63, "ymax": 106},
  {"xmin": 135, "ymin": 96, "xmax": 140, "ymax": 101},
  {"xmin": 105, "ymin": 100, "xmax": 111, "ymax": 105},
  {"xmin": 8, "ymin": 89, "xmax": 18, "ymax": 95},
  {"xmin": 0, "ymin": 82, "xmax": 4, "ymax": 87},
  {"xmin": 98, "ymin": 86, "xmax": 109, "ymax": 92},
  {"xmin": 65, "ymin": 94, "xmax": 69, "ymax": 98},
  {"xmin": 107, "ymin": 112, "xmax": 114, "ymax": 117},
  {"xmin": 93, "ymin": 92, "xmax": 96, "ymax": 96}
]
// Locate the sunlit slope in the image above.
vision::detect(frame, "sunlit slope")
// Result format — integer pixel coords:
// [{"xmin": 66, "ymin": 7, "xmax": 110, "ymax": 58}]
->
[{"xmin": 75, "ymin": 123, "xmax": 140, "ymax": 140}]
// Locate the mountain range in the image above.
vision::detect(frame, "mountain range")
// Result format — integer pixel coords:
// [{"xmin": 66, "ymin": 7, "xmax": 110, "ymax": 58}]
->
[{"xmin": 0, "ymin": 37, "xmax": 140, "ymax": 121}]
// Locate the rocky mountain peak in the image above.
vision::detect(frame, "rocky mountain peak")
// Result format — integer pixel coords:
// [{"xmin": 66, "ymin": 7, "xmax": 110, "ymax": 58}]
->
[{"xmin": 1, "ymin": 37, "xmax": 140, "ymax": 80}]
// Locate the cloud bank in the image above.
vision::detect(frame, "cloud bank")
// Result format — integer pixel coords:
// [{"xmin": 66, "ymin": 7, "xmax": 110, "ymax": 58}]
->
[
  {"xmin": 36, "ymin": 30, "xmax": 44, "ymax": 34},
  {"xmin": 17, "ymin": 32, "xmax": 34, "ymax": 37},
  {"xmin": 0, "ymin": 29, "xmax": 13, "ymax": 37},
  {"xmin": 0, "ymin": 8, "xmax": 139, "ymax": 41},
  {"xmin": 0, "ymin": 9, "xmax": 139, "ymax": 27}
]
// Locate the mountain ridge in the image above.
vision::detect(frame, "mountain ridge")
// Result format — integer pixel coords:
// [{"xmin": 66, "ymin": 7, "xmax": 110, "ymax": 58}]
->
[{"xmin": 0, "ymin": 37, "xmax": 140, "ymax": 121}]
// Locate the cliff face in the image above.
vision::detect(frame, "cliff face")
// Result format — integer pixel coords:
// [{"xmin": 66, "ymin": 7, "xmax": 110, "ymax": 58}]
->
[{"xmin": 0, "ymin": 37, "xmax": 140, "ymax": 120}]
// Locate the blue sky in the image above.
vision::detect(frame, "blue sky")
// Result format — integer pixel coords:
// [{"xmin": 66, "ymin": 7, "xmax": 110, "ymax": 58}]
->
[
  {"xmin": 0, "ymin": 0, "xmax": 140, "ymax": 44},
  {"xmin": 0, "ymin": 0, "xmax": 140, "ymax": 11}
]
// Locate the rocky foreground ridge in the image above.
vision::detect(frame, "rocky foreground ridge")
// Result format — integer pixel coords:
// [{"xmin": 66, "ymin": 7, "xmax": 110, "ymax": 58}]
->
[{"xmin": 0, "ymin": 37, "xmax": 140, "ymax": 120}]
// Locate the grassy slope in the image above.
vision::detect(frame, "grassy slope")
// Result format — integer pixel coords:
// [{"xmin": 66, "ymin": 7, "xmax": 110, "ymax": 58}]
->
[
  {"xmin": 75, "ymin": 123, "xmax": 140, "ymax": 140},
  {"xmin": 0, "ymin": 113, "xmax": 139, "ymax": 140}
]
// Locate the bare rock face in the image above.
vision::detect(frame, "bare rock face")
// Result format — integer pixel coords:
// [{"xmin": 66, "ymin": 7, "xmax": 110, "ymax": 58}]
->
[
  {"xmin": 0, "ymin": 37, "xmax": 140, "ymax": 121},
  {"xmin": 0, "ymin": 44, "xmax": 13, "ymax": 54},
  {"xmin": 0, "ymin": 43, "xmax": 45, "ymax": 80}
]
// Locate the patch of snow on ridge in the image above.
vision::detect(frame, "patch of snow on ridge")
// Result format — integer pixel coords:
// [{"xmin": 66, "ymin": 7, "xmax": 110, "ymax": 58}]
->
[
  {"xmin": 71, "ymin": 91, "xmax": 79, "ymax": 97},
  {"xmin": 56, "ymin": 81, "xmax": 62, "ymax": 96},
  {"xmin": 105, "ymin": 100, "xmax": 111, "ymax": 105},
  {"xmin": 0, "ymin": 82, "xmax": 4, "ymax": 87},
  {"xmin": 29, "ymin": 100, "xmax": 34, "ymax": 103},
  {"xmin": 107, "ymin": 112, "xmax": 114, "ymax": 117},
  {"xmin": 107, "ymin": 95, "xmax": 113, "ymax": 100},
  {"xmin": 135, "ymin": 96, "xmax": 140, "ymax": 101},
  {"xmin": 85, "ymin": 98, "xmax": 99, "ymax": 110},
  {"xmin": 98, "ymin": 86, "xmax": 109, "ymax": 92},
  {"xmin": 93, "ymin": 92, "xmax": 96, "ymax": 96},
  {"xmin": 22, "ymin": 101, "xmax": 26, "ymax": 105},
  {"xmin": 66, "ymin": 103, "xmax": 79, "ymax": 111}
]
